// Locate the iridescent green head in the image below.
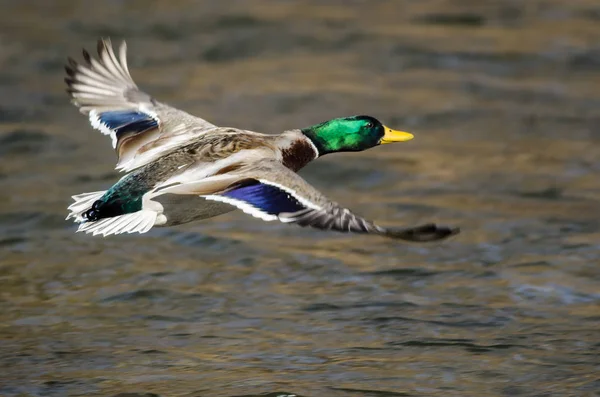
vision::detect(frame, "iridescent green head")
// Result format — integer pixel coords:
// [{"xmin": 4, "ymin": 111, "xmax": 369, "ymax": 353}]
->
[{"xmin": 301, "ymin": 115, "xmax": 413, "ymax": 156}]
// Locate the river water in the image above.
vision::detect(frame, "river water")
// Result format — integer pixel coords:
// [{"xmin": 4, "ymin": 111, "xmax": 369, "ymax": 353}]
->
[{"xmin": 1, "ymin": 1, "xmax": 599, "ymax": 396}]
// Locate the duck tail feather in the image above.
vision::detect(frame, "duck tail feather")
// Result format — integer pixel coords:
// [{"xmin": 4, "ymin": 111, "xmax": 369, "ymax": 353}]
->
[
  {"xmin": 66, "ymin": 190, "xmax": 106, "ymax": 222},
  {"xmin": 76, "ymin": 211, "xmax": 158, "ymax": 237}
]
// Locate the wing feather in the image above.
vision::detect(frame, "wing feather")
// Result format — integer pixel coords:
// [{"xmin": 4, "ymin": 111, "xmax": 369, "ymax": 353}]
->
[
  {"xmin": 66, "ymin": 38, "xmax": 217, "ymax": 172},
  {"xmin": 197, "ymin": 160, "xmax": 459, "ymax": 242}
]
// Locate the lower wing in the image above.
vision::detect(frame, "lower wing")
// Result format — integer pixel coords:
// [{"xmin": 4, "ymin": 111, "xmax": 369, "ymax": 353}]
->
[{"xmin": 156, "ymin": 161, "xmax": 459, "ymax": 242}]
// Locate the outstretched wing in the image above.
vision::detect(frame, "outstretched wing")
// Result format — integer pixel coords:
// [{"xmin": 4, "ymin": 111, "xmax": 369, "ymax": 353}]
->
[
  {"xmin": 65, "ymin": 38, "xmax": 216, "ymax": 172},
  {"xmin": 165, "ymin": 160, "xmax": 458, "ymax": 242}
]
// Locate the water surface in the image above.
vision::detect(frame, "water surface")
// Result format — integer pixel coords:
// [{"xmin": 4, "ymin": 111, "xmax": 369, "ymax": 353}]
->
[{"xmin": 0, "ymin": 1, "xmax": 599, "ymax": 396}]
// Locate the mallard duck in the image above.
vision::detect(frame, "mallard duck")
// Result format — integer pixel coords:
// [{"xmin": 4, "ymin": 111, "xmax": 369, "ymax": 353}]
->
[{"xmin": 65, "ymin": 39, "xmax": 459, "ymax": 242}]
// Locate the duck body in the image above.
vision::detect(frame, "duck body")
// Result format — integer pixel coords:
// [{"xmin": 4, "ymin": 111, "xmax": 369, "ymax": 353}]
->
[
  {"xmin": 83, "ymin": 127, "xmax": 317, "ymax": 227},
  {"xmin": 66, "ymin": 39, "xmax": 458, "ymax": 242}
]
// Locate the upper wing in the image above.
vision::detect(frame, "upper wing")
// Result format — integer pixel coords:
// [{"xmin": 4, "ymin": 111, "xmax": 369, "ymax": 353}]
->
[
  {"xmin": 161, "ymin": 160, "xmax": 458, "ymax": 242},
  {"xmin": 65, "ymin": 38, "xmax": 216, "ymax": 172}
]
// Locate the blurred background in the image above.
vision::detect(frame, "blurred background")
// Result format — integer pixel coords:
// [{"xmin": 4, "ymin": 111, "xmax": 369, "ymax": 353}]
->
[{"xmin": 1, "ymin": 1, "xmax": 599, "ymax": 396}]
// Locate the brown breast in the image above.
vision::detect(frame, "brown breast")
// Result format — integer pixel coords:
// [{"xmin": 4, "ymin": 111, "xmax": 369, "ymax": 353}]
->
[{"xmin": 281, "ymin": 138, "xmax": 318, "ymax": 172}]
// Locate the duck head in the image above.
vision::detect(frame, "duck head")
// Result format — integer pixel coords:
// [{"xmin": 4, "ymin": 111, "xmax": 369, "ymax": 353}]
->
[{"xmin": 301, "ymin": 115, "xmax": 413, "ymax": 156}]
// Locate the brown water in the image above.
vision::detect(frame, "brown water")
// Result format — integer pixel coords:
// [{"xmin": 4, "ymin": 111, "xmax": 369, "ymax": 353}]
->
[{"xmin": 1, "ymin": 1, "xmax": 599, "ymax": 396}]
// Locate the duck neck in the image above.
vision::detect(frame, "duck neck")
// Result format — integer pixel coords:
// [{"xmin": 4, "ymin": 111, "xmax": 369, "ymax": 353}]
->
[{"xmin": 276, "ymin": 131, "xmax": 319, "ymax": 172}]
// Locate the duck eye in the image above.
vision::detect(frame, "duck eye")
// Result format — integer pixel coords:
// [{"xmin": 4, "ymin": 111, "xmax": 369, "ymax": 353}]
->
[{"xmin": 366, "ymin": 122, "xmax": 373, "ymax": 128}]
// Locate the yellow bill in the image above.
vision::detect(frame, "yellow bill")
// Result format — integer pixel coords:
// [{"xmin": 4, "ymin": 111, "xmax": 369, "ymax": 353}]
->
[{"xmin": 380, "ymin": 126, "xmax": 414, "ymax": 144}]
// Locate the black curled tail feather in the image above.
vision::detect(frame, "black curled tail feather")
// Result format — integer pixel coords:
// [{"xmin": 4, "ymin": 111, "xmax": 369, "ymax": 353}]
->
[
  {"xmin": 82, "ymin": 200, "xmax": 104, "ymax": 221},
  {"xmin": 66, "ymin": 191, "xmax": 107, "ymax": 222}
]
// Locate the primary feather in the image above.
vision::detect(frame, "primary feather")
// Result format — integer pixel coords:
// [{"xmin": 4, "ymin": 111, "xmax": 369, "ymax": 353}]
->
[{"xmin": 65, "ymin": 38, "xmax": 215, "ymax": 172}]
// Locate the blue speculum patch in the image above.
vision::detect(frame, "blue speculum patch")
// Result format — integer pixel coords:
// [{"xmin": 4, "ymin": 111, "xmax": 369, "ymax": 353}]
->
[
  {"xmin": 98, "ymin": 110, "xmax": 158, "ymax": 140},
  {"xmin": 224, "ymin": 182, "xmax": 306, "ymax": 215}
]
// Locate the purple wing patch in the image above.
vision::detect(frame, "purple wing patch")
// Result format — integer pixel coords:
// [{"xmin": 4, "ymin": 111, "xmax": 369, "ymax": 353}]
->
[
  {"xmin": 97, "ymin": 110, "xmax": 158, "ymax": 141},
  {"xmin": 223, "ymin": 181, "xmax": 306, "ymax": 215}
]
